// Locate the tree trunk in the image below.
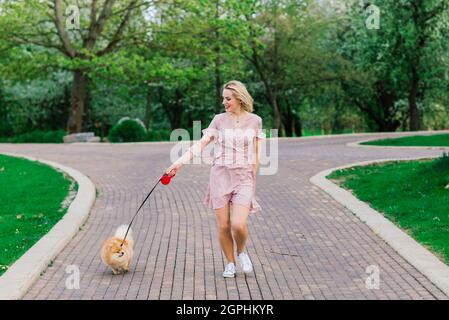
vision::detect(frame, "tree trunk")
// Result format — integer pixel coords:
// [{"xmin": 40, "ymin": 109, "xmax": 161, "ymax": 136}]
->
[
  {"xmin": 294, "ymin": 112, "xmax": 302, "ymax": 137},
  {"xmin": 354, "ymin": 99, "xmax": 400, "ymax": 132},
  {"xmin": 283, "ymin": 97, "xmax": 293, "ymax": 137},
  {"xmin": 173, "ymin": 88, "xmax": 183, "ymax": 129},
  {"xmin": 261, "ymin": 81, "xmax": 282, "ymax": 134},
  {"xmin": 250, "ymin": 48, "xmax": 282, "ymax": 135},
  {"xmin": 378, "ymin": 85, "xmax": 400, "ymax": 132},
  {"xmin": 408, "ymin": 66, "xmax": 421, "ymax": 131},
  {"xmin": 159, "ymin": 86, "xmax": 184, "ymax": 130},
  {"xmin": 261, "ymin": 83, "xmax": 282, "ymax": 135},
  {"xmin": 272, "ymin": 95, "xmax": 283, "ymax": 136},
  {"xmin": 63, "ymin": 83, "xmax": 71, "ymax": 130},
  {"xmin": 332, "ymin": 102, "xmax": 345, "ymax": 134},
  {"xmin": 144, "ymin": 85, "xmax": 153, "ymax": 130},
  {"xmin": 378, "ymin": 121, "xmax": 401, "ymax": 132},
  {"xmin": 286, "ymin": 96, "xmax": 302, "ymax": 137},
  {"xmin": 67, "ymin": 70, "xmax": 89, "ymax": 133}
]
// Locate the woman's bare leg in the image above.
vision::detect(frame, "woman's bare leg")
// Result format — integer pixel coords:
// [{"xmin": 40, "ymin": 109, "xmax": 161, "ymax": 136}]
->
[
  {"xmin": 230, "ymin": 204, "xmax": 251, "ymax": 254},
  {"xmin": 215, "ymin": 203, "xmax": 235, "ymax": 263}
]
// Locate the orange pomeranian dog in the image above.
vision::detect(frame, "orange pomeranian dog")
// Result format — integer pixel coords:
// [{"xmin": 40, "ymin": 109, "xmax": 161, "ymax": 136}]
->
[{"xmin": 101, "ymin": 225, "xmax": 134, "ymax": 274}]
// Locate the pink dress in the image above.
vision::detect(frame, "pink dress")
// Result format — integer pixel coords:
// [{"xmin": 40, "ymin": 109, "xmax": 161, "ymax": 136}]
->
[{"xmin": 202, "ymin": 112, "xmax": 266, "ymax": 213}]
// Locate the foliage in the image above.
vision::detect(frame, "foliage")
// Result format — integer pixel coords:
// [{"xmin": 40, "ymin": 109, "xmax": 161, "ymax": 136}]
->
[
  {"xmin": 0, "ymin": 130, "xmax": 66, "ymax": 143},
  {"xmin": 439, "ymin": 152, "xmax": 449, "ymax": 166},
  {"xmin": 146, "ymin": 129, "xmax": 172, "ymax": 141},
  {"xmin": 108, "ymin": 118, "xmax": 147, "ymax": 143},
  {"xmin": 337, "ymin": 0, "xmax": 449, "ymax": 131},
  {"xmin": 0, "ymin": 0, "xmax": 447, "ymax": 140},
  {"xmin": 0, "ymin": 72, "xmax": 71, "ymax": 136}
]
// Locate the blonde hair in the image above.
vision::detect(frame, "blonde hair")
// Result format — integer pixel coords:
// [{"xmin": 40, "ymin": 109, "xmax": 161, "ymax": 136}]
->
[{"xmin": 223, "ymin": 80, "xmax": 254, "ymax": 112}]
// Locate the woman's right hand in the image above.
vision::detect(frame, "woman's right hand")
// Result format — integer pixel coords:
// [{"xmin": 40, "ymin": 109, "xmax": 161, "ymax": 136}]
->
[{"xmin": 165, "ymin": 162, "xmax": 181, "ymax": 177}]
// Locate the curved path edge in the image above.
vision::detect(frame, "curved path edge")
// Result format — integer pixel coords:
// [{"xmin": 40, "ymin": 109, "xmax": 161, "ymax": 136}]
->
[
  {"xmin": 0, "ymin": 152, "xmax": 96, "ymax": 300},
  {"xmin": 310, "ymin": 155, "xmax": 449, "ymax": 297},
  {"xmin": 346, "ymin": 129, "xmax": 449, "ymax": 149}
]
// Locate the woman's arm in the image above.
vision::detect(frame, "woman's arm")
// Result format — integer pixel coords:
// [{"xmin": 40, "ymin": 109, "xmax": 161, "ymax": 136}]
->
[
  {"xmin": 165, "ymin": 134, "xmax": 214, "ymax": 176},
  {"xmin": 253, "ymin": 137, "xmax": 262, "ymax": 176},
  {"xmin": 253, "ymin": 117, "xmax": 264, "ymax": 176}
]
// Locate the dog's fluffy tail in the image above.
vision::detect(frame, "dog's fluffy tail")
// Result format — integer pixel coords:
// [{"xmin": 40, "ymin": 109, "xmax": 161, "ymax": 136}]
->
[{"xmin": 115, "ymin": 224, "xmax": 134, "ymax": 247}]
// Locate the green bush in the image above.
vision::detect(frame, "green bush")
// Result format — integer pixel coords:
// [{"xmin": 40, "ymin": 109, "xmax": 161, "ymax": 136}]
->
[
  {"xmin": 145, "ymin": 129, "xmax": 172, "ymax": 141},
  {"xmin": 0, "ymin": 122, "xmax": 13, "ymax": 137},
  {"xmin": 108, "ymin": 119, "xmax": 147, "ymax": 142},
  {"xmin": 439, "ymin": 152, "xmax": 449, "ymax": 166},
  {"xmin": 0, "ymin": 130, "xmax": 66, "ymax": 143}
]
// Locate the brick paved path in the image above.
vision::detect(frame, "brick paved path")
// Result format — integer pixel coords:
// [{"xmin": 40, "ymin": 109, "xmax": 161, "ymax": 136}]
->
[{"xmin": 1, "ymin": 133, "xmax": 448, "ymax": 300}]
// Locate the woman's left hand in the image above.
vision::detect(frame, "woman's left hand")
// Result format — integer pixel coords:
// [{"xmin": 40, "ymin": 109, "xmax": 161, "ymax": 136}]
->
[{"xmin": 165, "ymin": 163, "xmax": 181, "ymax": 177}]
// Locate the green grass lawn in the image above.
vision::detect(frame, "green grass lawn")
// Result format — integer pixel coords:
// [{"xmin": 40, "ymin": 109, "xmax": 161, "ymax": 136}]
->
[
  {"xmin": 328, "ymin": 154, "xmax": 449, "ymax": 264},
  {"xmin": 362, "ymin": 133, "xmax": 449, "ymax": 146},
  {"xmin": 0, "ymin": 154, "xmax": 75, "ymax": 276},
  {"xmin": 302, "ymin": 128, "xmax": 356, "ymax": 137}
]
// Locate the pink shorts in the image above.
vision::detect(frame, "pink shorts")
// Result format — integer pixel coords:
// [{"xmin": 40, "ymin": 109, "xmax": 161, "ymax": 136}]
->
[{"xmin": 204, "ymin": 165, "xmax": 261, "ymax": 214}]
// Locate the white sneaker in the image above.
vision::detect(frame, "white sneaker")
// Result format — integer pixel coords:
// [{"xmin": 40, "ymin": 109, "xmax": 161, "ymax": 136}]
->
[
  {"xmin": 237, "ymin": 252, "xmax": 253, "ymax": 274},
  {"xmin": 222, "ymin": 262, "xmax": 236, "ymax": 278}
]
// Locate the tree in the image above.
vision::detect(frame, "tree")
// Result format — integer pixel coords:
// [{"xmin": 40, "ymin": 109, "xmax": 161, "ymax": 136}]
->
[
  {"xmin": 337, "ymin": 0, "xmax": 449, "ymax": 132},
  {"xmin": 395, "ymin": 0, "xmax": 449, "ymax": 130},
  {"xmin": 0, "ymin": 0, "xmax": 155, "ymax": 133},
  {"xmin": 133, "ymin": 0, "xmax": 248, "ymax": 130},
  {"xmin": 222, "ymin": 0, "xmax": 335, "ymax": 136}
]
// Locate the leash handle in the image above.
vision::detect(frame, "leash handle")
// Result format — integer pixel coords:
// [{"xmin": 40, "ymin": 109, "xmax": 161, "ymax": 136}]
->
[{"xmin": 120, "ymin": 173, "xmax": 174, "ymax": 247}]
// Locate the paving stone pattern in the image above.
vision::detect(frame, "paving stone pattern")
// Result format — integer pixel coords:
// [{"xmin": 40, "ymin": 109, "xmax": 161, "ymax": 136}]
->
[{"xmin": 1, "ymin": 133, "xmax": 447, "ymax": 300}]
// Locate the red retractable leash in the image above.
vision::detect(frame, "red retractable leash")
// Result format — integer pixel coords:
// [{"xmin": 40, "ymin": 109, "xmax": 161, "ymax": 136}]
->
[{"xmin": 120, "ymin": 171, "xmax": 175, "ymax": 247}]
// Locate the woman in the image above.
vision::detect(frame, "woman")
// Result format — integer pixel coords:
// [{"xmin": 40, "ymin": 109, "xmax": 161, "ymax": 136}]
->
[{"xmin": 165, "ymin": 80, "xmax": 265, "ymax": 278}]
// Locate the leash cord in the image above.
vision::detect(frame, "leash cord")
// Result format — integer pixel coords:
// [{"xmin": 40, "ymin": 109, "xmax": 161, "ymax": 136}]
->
[{"xmin": 120, "ymin": 177, "xmax": 162, "ymax": 247}]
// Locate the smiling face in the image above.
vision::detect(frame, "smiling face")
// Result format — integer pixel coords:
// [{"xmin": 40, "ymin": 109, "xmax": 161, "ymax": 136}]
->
[{"xmin": 222, "ymin": 89, "xmax": 242, "ymax": 114}]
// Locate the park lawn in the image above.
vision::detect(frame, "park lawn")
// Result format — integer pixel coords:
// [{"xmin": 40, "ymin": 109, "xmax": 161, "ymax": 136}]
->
[
  {"xmin": 0, "ymin": 154, "xmax": 75, "ymax": 276},
  {"xmin": 302, "ymin": 128, "xmax": 356, "ymax": 137},
  {"xmin": 328, "ymin": 155, "xmax": 449, "ymax": 265},
  {"xmin": 361, "ymin": 133, "xmax": 449, "ymax": 146}
]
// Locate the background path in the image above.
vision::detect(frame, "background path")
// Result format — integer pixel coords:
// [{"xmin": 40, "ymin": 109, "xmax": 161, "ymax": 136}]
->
[{"xmin": 1, "ymin": 133, "xmax": 448, "ymax": 299}]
